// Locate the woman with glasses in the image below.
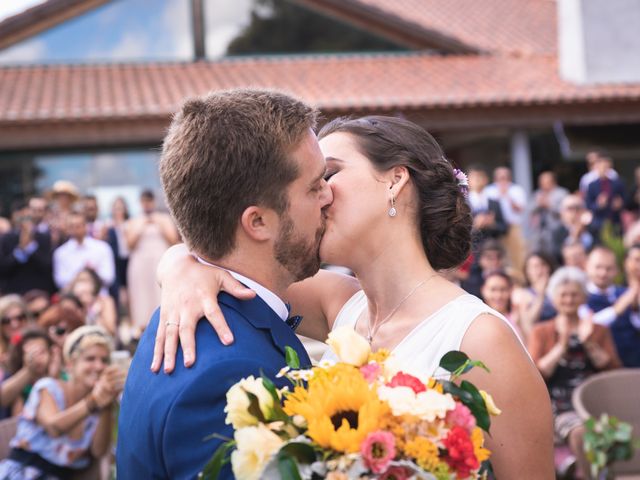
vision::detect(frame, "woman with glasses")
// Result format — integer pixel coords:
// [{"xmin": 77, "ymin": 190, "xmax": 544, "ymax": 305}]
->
[
  {"xmin": 0, "ymin": 326, "xmax": 125, "ymax": 479},
  {"xmin": 37, "ymin": 303, "xmax": 85, "ymax": 355},
  {"xmin": 0, "ymin": 295, "xmax": 29, "ymax": 369}
]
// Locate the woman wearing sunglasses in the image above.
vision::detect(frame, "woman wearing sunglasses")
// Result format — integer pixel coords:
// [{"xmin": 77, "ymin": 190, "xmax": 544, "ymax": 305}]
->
[{"xmin": 0, "ymin": 295, "xmax": 29, "ymax": 370}]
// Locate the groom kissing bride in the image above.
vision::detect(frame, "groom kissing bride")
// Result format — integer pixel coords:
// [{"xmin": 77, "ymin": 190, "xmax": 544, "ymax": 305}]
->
[{"xmin": 118, "ymin": 88, "xmax": 554, "ymax": 479}]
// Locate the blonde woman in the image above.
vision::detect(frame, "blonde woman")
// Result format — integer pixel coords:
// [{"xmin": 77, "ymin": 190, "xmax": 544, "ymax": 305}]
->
[{"xmin": 0, "ymin": 326, "xmax": 124, "ymax": 479}]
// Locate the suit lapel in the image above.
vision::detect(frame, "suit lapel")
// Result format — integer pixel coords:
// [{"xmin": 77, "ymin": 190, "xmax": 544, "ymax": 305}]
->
[{"xmin": 217, "ymin": 292, "xmax": 308, "ymax": 363}]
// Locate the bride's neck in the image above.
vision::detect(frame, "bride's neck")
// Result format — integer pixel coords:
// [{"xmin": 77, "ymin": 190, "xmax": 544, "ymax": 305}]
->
[{"xmin": 353, "ymin": 233, "xmax": 435, "ymax": 316}]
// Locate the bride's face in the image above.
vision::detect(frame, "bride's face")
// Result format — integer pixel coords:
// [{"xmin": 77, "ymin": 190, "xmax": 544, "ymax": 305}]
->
[{"xmin": 318, "ymin": 132, "xmax": 391, "ymax": 267}]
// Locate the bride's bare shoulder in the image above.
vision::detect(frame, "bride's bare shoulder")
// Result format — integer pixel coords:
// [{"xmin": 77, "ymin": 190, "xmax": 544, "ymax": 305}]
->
[{"xmin": 462, "ymin": 312, "xmax": 525, "ymax": 357}]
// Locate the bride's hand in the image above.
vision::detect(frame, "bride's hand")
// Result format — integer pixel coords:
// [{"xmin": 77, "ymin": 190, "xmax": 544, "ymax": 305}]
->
[{"xmin": 151, "ymin": 244, "xmax": 256, "ymax": 373}]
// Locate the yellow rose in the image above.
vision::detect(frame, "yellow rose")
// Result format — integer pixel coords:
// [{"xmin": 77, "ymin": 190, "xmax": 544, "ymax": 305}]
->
[
  {"xmin": 224, "ymin": 376, "xmax": 275, "ymax": 429},
  {"xmin": 480, "ymin": 390, "xmax": 502, "ymax": 416},
  {"xmin": 326, "ymin": 326, "xmax": 371, "ymax": 366},
  {"xmin": 231, "ymin": 424, "xmax": 283, "ymax": 480}
]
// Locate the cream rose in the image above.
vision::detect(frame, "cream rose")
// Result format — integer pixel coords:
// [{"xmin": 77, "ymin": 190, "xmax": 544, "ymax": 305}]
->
[
  {"xmin": 378, "ymin": 386, "xmax": 456, "ymax": 422},
  {"xmin": 326, "ymin": 326, "xmax": 371, "ymax": 366},
  {"xmin": 231, "ymin": 424, "xmax": 284, "ymax": 480},
  {"xmin": 224, "ymin": 376, "xmax": 275, "ymax": 429},
  {"xmin": 480, "ymin": 390, "xmax": 502, "ymax": 416}
]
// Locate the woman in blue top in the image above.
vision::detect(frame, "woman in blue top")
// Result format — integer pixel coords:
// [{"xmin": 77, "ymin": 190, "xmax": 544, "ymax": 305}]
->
[{"xmin": 0, "ymin": 326, "xmax": 125, "ymax": 480}]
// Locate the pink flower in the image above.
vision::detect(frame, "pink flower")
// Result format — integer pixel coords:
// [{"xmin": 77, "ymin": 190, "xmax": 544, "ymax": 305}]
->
[
  {"xmin": 379, "ymin": 466, "xmax": 411, "ymax": 480},
  {"xmin": 360, "ymin": 363, "xmax": 381, "ymax": 383},
  {"xmin": 361, "ymin": 431, "xmax": 396, "ymax": 474},
  {"xmin": 445, "ymin": 403, "xmax": 476, "ymax": 433},
  {"xmin": 387, "ymin": 372, "xmax": 426, "ymax": 394}
]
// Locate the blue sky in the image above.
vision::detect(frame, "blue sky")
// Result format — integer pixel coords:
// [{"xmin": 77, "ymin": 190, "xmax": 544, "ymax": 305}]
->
[{"xmin": 0, "ymin": 0, "xmax": 254, "ymax": 64}]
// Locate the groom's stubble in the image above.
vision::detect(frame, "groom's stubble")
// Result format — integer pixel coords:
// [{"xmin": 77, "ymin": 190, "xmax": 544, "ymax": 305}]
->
[{"xmin": 274, "ymin": 210, "xmax": 326, "ymax": 282}]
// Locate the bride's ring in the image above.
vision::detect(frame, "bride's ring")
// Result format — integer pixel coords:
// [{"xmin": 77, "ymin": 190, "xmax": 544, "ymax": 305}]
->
[{"xmin": 166, "ymin": 321, "xmax": 180, "ymax": 327}]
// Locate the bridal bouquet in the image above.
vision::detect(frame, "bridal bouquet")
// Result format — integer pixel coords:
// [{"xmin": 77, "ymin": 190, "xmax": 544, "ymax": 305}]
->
[{"xmin": 201, "ymin": 327, "xmax": 501, "ymax": 480}]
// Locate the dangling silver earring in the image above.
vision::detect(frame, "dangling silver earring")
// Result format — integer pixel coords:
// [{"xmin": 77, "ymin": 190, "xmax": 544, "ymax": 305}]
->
[{"xmin": 388, "ymin": 196, "xmax": 397, "ymax": 217}]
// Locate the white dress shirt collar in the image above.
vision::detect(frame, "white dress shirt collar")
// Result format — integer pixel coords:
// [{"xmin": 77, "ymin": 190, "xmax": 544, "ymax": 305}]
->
[
  {"xmin": 196, "ymin": 256, "xmax": 289, "ymax": 322},
  {"xmin": 587, "ymin": 281, "xmax": 617, "ymax": 300}
]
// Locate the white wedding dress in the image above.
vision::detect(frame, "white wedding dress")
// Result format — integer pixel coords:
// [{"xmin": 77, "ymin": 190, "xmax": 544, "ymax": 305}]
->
[{"xmin": 321, "ymin": 291, "xmax": 515, "ymax": 378}]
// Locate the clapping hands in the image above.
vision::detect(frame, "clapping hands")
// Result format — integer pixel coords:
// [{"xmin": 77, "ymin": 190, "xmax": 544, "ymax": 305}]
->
[{"xmin": 91, "ymin": 366, "xmax": 126, "ymax": 409}]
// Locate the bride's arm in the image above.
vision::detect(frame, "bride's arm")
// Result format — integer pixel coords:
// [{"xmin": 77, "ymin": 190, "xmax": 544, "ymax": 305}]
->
[
  {"xmin": 153, "ymin": 244, "xmax": 360, "ymax": 373},
  {"xmin": 284, "ymin": 269, "xmax": 361, "ymax": 340},
  {"xmin": 460, "ymin": 314, "xmax": 555, "ymax": 479}
]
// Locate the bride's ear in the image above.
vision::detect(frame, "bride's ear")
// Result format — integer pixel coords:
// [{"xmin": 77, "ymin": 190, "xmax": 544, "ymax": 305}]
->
[{"xmin": 387, "ymin": 166, "xmax": 411, "ymax": 198}]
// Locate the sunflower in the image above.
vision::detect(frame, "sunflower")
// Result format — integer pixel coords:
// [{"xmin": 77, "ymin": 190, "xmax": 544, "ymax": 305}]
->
[{"xmin": 284, "ymin": 364, "xmax": 389, "ymax": 453}]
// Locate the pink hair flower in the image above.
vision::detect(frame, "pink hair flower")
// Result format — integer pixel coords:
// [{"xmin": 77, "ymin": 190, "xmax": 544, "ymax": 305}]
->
[{"xmin": 361, "ymin": 430, "xmax": 396, "ymax": 474}]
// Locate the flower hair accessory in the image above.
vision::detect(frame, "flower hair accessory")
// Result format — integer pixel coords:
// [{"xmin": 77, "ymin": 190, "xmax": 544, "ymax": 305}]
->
[{"xmin": 453, "ymin": 168, "xmax": 469, "ymax": 197}]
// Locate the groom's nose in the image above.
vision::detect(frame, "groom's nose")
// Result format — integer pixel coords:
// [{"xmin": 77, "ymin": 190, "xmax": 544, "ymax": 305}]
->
[{"xmin": 319, "ymin": 179, "xmax": 333, "ymax": 208}]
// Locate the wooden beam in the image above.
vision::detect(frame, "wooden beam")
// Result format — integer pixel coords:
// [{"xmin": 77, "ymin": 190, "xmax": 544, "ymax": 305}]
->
[
  {"xmin": 191, "ymin": 0, "xmax": 205, "ymax": 60},
  {"xmin": 0, "ymin": 0, "xmax": 112, "ymax": 51}
]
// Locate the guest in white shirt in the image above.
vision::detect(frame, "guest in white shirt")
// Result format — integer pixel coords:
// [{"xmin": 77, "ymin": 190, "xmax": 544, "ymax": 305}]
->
[
  {"xmin": 485, "ymin": 166, "xmax": 527, "ymax": 270},
  {"xmin": 53, "ymin": 212, "xmax": 115, "ymax": 289}
]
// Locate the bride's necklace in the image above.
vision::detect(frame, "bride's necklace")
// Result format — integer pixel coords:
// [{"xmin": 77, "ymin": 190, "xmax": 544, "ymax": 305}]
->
[{"xmin": 364, "ymin": 273, "xmax": 439, "ymax": 344}]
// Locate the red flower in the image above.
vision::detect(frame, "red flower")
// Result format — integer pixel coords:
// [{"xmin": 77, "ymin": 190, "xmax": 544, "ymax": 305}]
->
[
  {"xmin": 10, "ymin": 332, "xmax": 23, "ymax": 346},
  {"xmin": 443, "ymin": 426, "xmax": 479, "ymax": 478},
  {"xmin": 386, "ymin": 372, "xmax": 426, "ymax": 393}
]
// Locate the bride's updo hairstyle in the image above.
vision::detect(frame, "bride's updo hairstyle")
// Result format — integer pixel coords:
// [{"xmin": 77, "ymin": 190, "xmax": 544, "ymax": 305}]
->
[{"xmin": 318, "ymin": 116, "xmax": 472, "ymax": 270}]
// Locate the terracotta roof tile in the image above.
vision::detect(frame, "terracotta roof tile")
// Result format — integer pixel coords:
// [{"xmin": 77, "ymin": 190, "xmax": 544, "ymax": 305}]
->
[
  {"xmin": 346, "ymin": 0, "xmax": 557, "ymax": 55},
  {"xmin": 1, "ymin": 53, "xmax": 640, "ymax": 124}
]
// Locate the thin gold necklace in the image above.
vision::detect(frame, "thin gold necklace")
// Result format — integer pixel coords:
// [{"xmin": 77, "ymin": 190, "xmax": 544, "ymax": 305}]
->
[{"xmin": 364, "ymin": 273, "xmax": 439, "ymax": 344}]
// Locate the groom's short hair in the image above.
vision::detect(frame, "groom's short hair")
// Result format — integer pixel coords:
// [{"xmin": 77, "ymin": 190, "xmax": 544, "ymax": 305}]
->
[{"xmin": 160, "ymin": 89, "xmax": 317, "ymax": 259}]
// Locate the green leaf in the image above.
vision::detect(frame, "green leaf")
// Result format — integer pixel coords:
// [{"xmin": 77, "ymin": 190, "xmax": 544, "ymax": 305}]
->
[
  {"xmin": 280, "ymin": 442, "xmax": 317, "ymax": 464},
  {"xmin": 439, "ymin": 351, "xmax": 469, "ymax": 373},
  {"xmin": 277, "ymin": 450, "xmax": 303, "ymax": 480},
  {"xmin": 285, "ymin": 346, "xmax": 301, "ymax": 369},
  {"xmin": 460, "ymin": 380, "xmax": 491, "ymax": 432},
  {"xmin": 440, "ymin": 380, "xmax": 474, "ymax": 403},
  {"xmin": 261, "ymin": 373, "xmax": 281, "ymax": 403},
  {"xmin": 200, "ymin": 441, "xmax": 234, "ymax": 480},
  {"xmin": 245, "ymin": 391, "xmax": 266, "ymax": 423}
]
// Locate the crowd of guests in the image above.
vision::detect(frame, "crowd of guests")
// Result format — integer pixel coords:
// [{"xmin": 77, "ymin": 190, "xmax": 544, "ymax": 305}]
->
[
  {"xmin": 0, "ymin": 148, "xmax": 638, "ymax": 477},
  {"xmin": 458, "ymin": 150, "xmax": 640, "ymax": 478},
  {"xmin": 0, "ymin": 181, "xmax": 178, "ymax": 477}
]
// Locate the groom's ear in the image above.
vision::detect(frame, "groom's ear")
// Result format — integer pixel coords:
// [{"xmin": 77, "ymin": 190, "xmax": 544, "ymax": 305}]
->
[{"xmin": 239, "ymin": 206, "xmax": 277, "ymax": 242}]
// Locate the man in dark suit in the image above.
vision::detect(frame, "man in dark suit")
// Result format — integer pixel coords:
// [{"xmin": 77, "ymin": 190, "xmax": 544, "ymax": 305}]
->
[
  {"xmin": 585, "ymin": 154, "xmax": 625, "ymax": 238},
  {"xmin": 117, "ymin": 89, "xmax": 332, "ymax": 479},
  {"xmin": 586, "ymin": 246, "xmax": 640, "ymax": 367},
  {"xmin": 0, "ymin": 205, "xmax": 54, "ymax": 295}
]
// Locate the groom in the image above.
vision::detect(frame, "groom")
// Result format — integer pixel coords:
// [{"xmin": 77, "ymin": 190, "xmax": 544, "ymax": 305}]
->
[{"xmin": 117, "ymin": 89, "xmax": 332, "ymax": 479}]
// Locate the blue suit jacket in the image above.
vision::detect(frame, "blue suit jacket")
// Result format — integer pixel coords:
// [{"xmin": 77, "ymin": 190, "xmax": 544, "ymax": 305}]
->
[
  {"xmin": 585, "ymin": 177, "xmax": 626, "ymax": 231},
  {"xmin": 588, "ymin": 287, "xmax": 640, "ymax": 368},
  {"xmin": 116, "ymin": 293, "xmax": 311, "ymax": 479}
]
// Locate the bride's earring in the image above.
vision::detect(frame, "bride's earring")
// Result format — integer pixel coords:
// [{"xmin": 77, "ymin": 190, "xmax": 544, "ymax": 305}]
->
[{"xmin": 388, "ymin": 195, "xmax": 397, "ymax": 217}]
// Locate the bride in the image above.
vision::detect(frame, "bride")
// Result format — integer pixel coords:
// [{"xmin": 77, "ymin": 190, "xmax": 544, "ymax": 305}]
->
[{"xmin": 153, "ymin": 116, "xmax": 554, "ymax": 478}]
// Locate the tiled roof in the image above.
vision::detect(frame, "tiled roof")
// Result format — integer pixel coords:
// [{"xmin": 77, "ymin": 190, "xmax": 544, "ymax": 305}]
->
[
  {"xmin": 333, "ymin": 0, "xmax": 557, "ymax": 55},
  {"xmin": 1, "ymin": 53, "xmax": 640, "ymax": 124}
]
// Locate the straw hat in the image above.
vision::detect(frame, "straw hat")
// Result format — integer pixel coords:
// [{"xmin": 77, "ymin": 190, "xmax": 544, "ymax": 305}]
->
[{"xmin": 51, "ymin": 180, "xmax": 80, "ymax": 199}]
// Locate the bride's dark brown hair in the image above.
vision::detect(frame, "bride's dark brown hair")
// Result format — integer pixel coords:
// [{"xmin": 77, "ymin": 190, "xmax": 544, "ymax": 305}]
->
[{"xmin": 318, "ymin": 116, "xmax": 472, "ymax": 270}]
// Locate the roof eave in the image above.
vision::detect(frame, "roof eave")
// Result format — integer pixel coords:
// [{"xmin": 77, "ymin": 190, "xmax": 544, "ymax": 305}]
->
[{"xmin": 294, "ymin": 0, "xmax": 483, "ymax": 54}]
